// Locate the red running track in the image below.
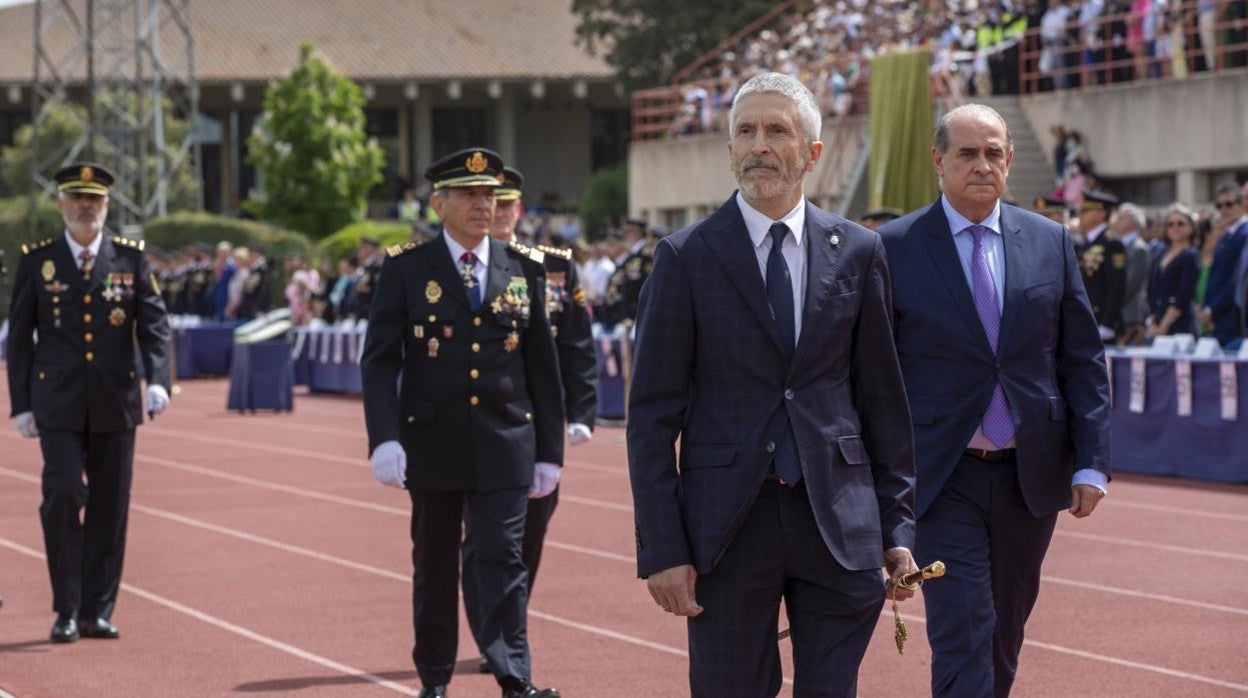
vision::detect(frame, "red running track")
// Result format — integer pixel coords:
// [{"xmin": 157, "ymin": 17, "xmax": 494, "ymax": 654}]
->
[{"xmin": 1, "ymin": 373, "xmax": 1246, "ymax": 697}]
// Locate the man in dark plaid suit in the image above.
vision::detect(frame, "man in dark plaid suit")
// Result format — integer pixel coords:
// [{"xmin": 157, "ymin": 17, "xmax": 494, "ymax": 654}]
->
[{"xmin": 626, "ymin": 72, "xmax": 918, "ymax": 697}]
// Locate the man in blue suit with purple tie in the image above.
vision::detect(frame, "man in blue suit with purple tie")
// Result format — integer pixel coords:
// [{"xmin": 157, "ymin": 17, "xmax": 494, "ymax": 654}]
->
[
  {"xmin": 878, "ymin": 104, "xmax": 1111, "ymax": 698},
  {"xmin": 627, "ymin": 72, "xmax": 918, "ymax": 697}
]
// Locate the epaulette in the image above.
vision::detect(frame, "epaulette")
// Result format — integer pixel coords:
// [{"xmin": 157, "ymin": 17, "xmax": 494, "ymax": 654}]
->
[
  {"xmin": 112, "ymin": 235, "xmax": 145, "ymax": 251},
  {"xmin": 21, "ymin": 237, "xmax": 55, "ymax": 255},
  {"xmin": 508, "ymin": 239, "xmax": 545, "ymax": 264},
  {"xmin": 387, "ymin": 241, "xmax": 419, "ymax": 257},
  {"xmin": 536, "ymin": 244, "xmax": 572, "ymax": 261}
]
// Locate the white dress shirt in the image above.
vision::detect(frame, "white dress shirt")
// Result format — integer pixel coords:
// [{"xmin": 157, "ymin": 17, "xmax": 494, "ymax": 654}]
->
[
  {"xmin": 941, "ymin": 198, "xmax": 1107, "ymax": 493},
  {"xmin": 737, "ymin": 192, "xmax": 807, "ymax": 340},
  {"xmin": 64, "ymin": 230, "xmax": 103, "ymax": 269},
  {"xmin": 443, "ymin": 233, "xmax": 490, "ymax": 292}
]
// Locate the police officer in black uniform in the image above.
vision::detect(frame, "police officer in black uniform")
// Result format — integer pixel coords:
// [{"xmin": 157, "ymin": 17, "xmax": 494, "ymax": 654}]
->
[
  {"xmin": 6, "ymin": 163, "xmax": 171, "ymax": 643},
  {"xmin": 1076, "ymin": 190, "xmax": 1127, "ymax": 341},
  {"xmin": 1034, "ymin": 195, "xmax": 1069, "ymax": 226},
  {"xmin": 464, "ymin": 166, "xmax": 598, "ymax": 672},
  {"xmin": 360, "ymin": 148, "xmax": 563, "ymax": 698},
  {"xmin": 601, "ymin": 216, "xmax": 652, "ymax": 329},
  {"xmin": 350, "ymin": 237, "xmax": 383, "ymax": 321}
]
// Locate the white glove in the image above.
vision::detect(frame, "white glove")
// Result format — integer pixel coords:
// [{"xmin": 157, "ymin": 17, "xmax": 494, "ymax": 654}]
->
[
  {"xmin": 147, "ymin": 384, "xmax": 170, "ymax": 415},
  {"xmin": 371, "ymin": 440, "xmax": 407, "ymax": 489},
  {"xmin": 528, "ymin": 462, "xmax": 562, "ymax": 499},
  {"xmin": 15, "ymin": 411, "xmax": 38, "ymax": 439},
  {"xmin": 567, "ymin": 422, "xmax": 593, "ymax": 445}
]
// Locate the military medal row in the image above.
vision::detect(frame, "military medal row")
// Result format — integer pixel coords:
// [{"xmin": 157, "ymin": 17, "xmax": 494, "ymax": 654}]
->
[
  {"xmin": 40, "ymin": 260, "xmax": 130, "ymax": 332},
  {"xmin": 415, "ymin": 278, "xmax": 529, "ymax": 358}
]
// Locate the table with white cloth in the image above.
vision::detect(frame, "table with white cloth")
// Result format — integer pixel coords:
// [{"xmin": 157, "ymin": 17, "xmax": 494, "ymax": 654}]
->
[{"xmin": 290, "ymin": 324, "xmax": 366, "ymax": 394}]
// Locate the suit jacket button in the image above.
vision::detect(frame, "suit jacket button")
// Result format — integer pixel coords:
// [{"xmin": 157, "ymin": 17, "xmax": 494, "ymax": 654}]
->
[
  {"xmin": 471, "ymin": 342, "xmax": 481, "ymax": 353},
  {"xmin": 473, "ymin": 317, "xmax": 482, "ymax": 327},
  {"xmin": 84, "ymin": 332, "xmax": 94, "ymax": 343},
  {"xmin": 407, "ymin": 416, "xmax": 415, "ymax": 423},
  {"xmin": 766, "ymin": 441, "xmax": 776, "ymax": 453},
  {"xmin": 470, "ymin": 396, "xmax": 480, "ymax": 406},
  {"xmin": 525, "ymin": 412, "xmax": 532, "ymax": 421},
  {"xmin": 784, "ymin": 388, "xmax": 794, "ymax": 400},
  {"xmin": 38, "ymin": 372, "xmax": 45, "ymax": 380},
  {"xmin": 83, "ymin": 294, "xmax": 92, "ymax": 305},
  {"xmin": 470, "ymin": 369, "xmax": 479, "ymax": 379},
  {"xmin": 85, "ymin": 352, "xmax": 94, "ymax": 362},
  {"xmin": 83, "ymin": 313, "xmax": 92, "ymax": 323}
]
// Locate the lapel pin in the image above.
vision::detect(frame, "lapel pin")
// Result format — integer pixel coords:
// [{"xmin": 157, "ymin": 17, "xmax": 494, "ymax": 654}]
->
[{"xmin": 828, "ymin": 233, "xmax": 840, "ymax": 246}]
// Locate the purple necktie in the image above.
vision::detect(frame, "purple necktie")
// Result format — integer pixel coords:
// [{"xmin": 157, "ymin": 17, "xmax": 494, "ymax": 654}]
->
[{"xmin": 968, "ymin": 225, "xmax": 1015, "ymax": 448}]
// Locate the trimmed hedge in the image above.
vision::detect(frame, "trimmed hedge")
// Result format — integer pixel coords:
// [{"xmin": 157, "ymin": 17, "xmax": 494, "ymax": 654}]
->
[
  {"xmin": 143, "ymin": 212, "xmax": 313, "ymax": 261},
  {"xmin": 0, "ymin": 195, "xmax": 65, "ymax": 323},
  {"xmin": 317, "ymin": 219, "xmax": 412, "ymax": 262}
]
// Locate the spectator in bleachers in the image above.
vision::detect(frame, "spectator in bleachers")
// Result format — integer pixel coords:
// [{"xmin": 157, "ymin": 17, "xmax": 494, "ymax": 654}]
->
[
  {"xmin": 1146, "ymin": 203, "xmax": 1201, "ymax": 337},
  {"xmin": 1198, "ymin": 183, "xmax": 1248, "ymax": 344},
  {"xmin": 1042, "ymin": 2, "xmax": 1074, "ymax": 88},
  {"xmin": 329, "ymin": 256, "xmax": 358, "ymax": 320},
  {"xmin": 211, "ymin": 240, "xmax": 235, "ymax": 320}
]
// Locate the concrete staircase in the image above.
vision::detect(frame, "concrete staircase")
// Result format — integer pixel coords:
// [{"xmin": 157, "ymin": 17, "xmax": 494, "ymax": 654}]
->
[{"xmin": 974, "ymin": 96, "xmax": 1055, "ymax": 209}]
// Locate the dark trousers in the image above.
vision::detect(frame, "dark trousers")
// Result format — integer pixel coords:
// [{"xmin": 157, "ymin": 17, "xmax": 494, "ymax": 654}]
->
[
  {"xmin": 38, "ymin": 429, "xmax": 136, "ymax": 620},
  {"xmin": 688, "ymin": 480, "xmax": 884, "ymax": 698},
  {"xmin": 916, "ymin": 454, "xmax": 1059, "ymax": 698},
  {"xmin": 464, "ymin": 487, "xmax": 559, "ymax": 650},
  {"xmin": 409, "ymin": 487, "xmax": 529, "ymax": 688}
]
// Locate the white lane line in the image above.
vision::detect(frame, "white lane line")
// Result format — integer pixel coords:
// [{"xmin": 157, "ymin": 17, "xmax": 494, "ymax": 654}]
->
[
  {"xmin": 1054, "ymin": 530, "xmax": 1248, "ymax": 563},
  {"xmin": 144, "ymin": 427, "xmax": 364, "ymax": 466},
  {"xmin": 892, "ymin": 611, "xmax": 1248, "ymax": 693},
  {"xmin": 1105, "ymin": 499, "xmax": 1248, "ymax": 524},
  {"xmin": 2, "ymin": 467, "xmax": 1242, "ymax": 692},
  {"xmin": 0, "ymin": 536, "xmax": 420, "ymax": 696},
  {"xmin": 4, "ymin": 462, "xmax": 1247, "ymax": 620}
]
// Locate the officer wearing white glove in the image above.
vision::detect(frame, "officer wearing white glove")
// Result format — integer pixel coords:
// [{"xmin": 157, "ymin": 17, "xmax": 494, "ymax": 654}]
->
[
  {"xmin": 146, "ymin": 385, "xmax": 170, "ymax": 416},
  {"xmin": 371, "ymin": 440, "xmax": 407, "ymax": 489},
  {"xmin": 567, "ymin": 422, "xmax": 592, "ymax": 445},
  {"xmin": 15, "ymin": 411, "xmax": 39, "ymax": 439},
  {"xmin": 528, "ymin": 462, "xmax": 562, "ymax": 499}
]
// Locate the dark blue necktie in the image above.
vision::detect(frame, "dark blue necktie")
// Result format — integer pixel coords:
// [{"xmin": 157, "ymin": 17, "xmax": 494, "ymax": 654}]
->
[
  {"xmin": 767, "ymin": 223, "xmax": 795, "ymax": 353},
  {"xmin": 460, "ymin": 252, "xmax": 481, "ymax": 312},
  {"xmin": 766, "ymin": 223, "xmax": 801, "ymax": 485}
]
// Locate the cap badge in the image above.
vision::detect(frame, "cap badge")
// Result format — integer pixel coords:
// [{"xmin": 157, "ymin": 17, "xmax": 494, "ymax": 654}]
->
[{"xmin": 465, "ymin": 151, "xmax": 488, "ymax": 174}]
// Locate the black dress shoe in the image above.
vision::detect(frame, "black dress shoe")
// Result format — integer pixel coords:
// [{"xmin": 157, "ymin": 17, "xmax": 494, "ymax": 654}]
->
[
  {"xmin": 79, "ymin": 618, "xmax": 120, "ymax": 639},
  {"xmin": 478, "ymin": 656, "xmax": 491, "ymax": 673},
  {"xmin": 50, "ymin": 614, "xmax": 79, "ymax": 643},
  {"xmin": 417, "ymin": 686, "xmax": 446, "ymax": 698},
  {"xmin": 501, "ymin": 678, "xmax": 560, "ymax": 698}
]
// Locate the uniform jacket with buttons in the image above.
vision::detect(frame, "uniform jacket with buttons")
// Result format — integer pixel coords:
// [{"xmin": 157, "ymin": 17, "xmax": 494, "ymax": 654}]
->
[
  {"xmin": 626, "ymin": 196, "xmax": 915, "ymax": 578},
  {"xmin": 360, "ymin": 233, "xmax": 564, "ymax": 492},
  {"xmin": 7, "ymin": 234, "xmax": 172, "ymax": 433},
  {"xmin": 536, "ymin": 245, "xmax": 597, "ymax": 427}
]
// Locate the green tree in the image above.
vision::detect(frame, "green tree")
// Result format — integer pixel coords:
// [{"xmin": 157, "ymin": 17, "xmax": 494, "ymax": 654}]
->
[
  {"xmin": 578, "ymin": 166, "xmax": 628, "ymax": 240},
  {"xmin": 0, "ymin": 96, "xmax": 198, "ymax": 211},
  {"xmin": 572, "ymin": 0, "xmax": 778, "ymax": 88},
  {"xmin": 245, "ymin": 43, "xmax": 385, "ymax": 238}
]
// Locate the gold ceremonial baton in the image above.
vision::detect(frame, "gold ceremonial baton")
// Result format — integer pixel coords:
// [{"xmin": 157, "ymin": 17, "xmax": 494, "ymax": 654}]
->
[{"xmin": 777, "ymin": 561, "xmax": 946, "ymax": 651}]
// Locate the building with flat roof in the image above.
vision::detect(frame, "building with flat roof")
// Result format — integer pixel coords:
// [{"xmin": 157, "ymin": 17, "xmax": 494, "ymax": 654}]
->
[{"xmin": 0, "ymin": 0, "xmax": 629, "ymax": 214}]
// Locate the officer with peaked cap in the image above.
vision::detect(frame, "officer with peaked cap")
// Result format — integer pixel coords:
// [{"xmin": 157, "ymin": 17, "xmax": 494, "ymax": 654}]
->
[
  {"xmin": 1034, "ymin": 195, "xmax": 1069, "ymax": 225},
  {"xmin": 360, "ymin": 148, "xmax": 564, "ymax": 698},
  {"xmin": 6, "ymin": 162, "xmax": 172, "ymax": 643},
  {"xmin": 463, "ymin": 166, "xmax": 598, "ymax": 674},
  {"xmin": 601, "ymin": 216, "xmax": 652, "ymax": 329},
  {"xmin": 1076, "ymin": 190, "xmax": 1127, "ymax": 340}
]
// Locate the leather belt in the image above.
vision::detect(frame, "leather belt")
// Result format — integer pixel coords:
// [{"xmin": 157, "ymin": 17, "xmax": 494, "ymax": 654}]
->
[{"xmin": 964, "ymin": 447, "xmax": 1015, "ymax": 463}]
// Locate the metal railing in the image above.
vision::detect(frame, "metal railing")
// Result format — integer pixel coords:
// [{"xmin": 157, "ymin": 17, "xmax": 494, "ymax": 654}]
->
[{"xmin": 1019, "ymin": 0, "xmax": 1248, "ymax": 93}]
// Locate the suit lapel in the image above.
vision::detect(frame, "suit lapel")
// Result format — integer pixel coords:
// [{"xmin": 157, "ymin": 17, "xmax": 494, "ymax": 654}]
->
[
  {"xmin": 997, "ymin": 206, "xmax": 1025, "ymax": 355},
  {"xmin": 923, "ymin": 201, "xmax": 993, "ymax": 356},
  {"xmin": 426, "ymin": 234, "xmax": 472, "ymax": 311},
  {"xmin": 702, "ymin": 195, "xmax": 787, "ymax": 356},
  {"xmin": 789, "ymin": 204, "xmax": 843, "ymax": 377}
]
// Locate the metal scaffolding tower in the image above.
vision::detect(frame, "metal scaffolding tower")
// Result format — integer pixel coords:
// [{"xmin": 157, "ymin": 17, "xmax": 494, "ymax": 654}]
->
[{"xmin": 30, "ymin": 0, "xmax": 201, "ymax": 231}]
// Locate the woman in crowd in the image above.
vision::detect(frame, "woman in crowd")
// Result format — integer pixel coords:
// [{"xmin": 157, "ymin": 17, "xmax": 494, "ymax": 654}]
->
[{"xmin": 1146, "ymin": 203, "xmax": 1201, "ymax": 337}]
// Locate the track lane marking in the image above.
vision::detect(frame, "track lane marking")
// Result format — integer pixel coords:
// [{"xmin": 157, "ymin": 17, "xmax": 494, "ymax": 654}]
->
[{"xmin": 0, "ymin": 537, "xmax": 420, "ymax": 696}]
